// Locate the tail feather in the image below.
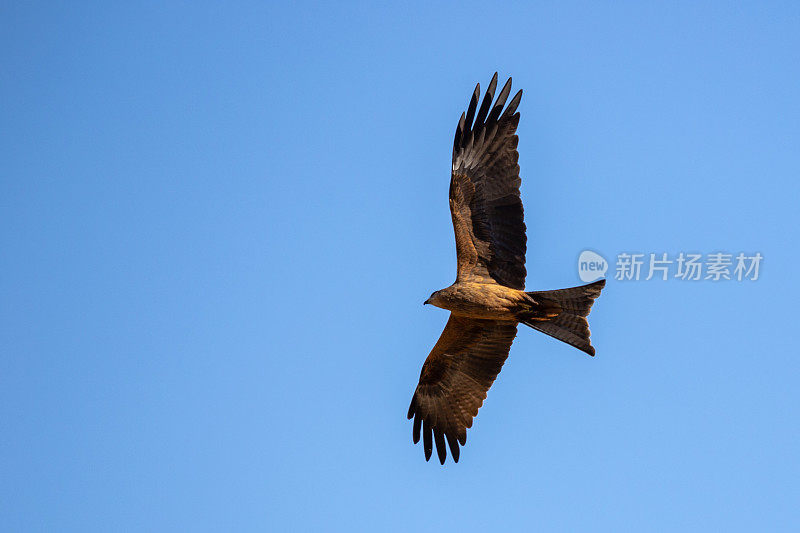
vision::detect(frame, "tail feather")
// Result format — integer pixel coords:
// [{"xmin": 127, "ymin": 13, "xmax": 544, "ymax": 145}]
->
[{"xmin": 521, "ymin": 279, "xmax": 605, "ymax": 356}]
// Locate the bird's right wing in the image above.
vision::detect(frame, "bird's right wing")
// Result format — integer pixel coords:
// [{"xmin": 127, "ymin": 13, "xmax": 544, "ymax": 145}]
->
[
  {"xmin": 407, "ymin": 314, "xmax": 518, "ymax": 464},
  {"xmin": 450, "ymin": 73, "xmax": 527, "ymax": 290}
]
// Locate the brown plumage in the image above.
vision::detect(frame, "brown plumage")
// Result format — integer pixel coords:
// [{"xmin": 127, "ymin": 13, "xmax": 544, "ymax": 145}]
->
[{"xmin": 407, "ymin": 74, "xmax": 606, "ymax": 464}]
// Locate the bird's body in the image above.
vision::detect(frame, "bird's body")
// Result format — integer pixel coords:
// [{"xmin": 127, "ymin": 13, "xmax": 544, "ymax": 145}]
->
[
  {"xmin": 426, "ymin": 281, "xmax": 528, "ymax": 320},
  {"xmin": 407, "ymin": 74, "xmax": 605, "ymax": 465}
]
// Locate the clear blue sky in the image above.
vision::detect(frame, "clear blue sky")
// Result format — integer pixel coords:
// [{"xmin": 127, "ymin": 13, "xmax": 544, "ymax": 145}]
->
[{"xmin": 2, "ymin": 2, "xmax": 799, "ymax": 531}]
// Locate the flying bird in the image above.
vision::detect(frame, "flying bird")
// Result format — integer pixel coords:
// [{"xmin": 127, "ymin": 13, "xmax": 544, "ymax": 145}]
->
[{"xmin": 407, "ymin": 74, "xmax": 605, "ymax": 464}]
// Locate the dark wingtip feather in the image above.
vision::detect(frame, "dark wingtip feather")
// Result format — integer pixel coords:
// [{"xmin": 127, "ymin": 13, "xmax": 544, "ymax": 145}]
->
[
  {"xmin": 475, "ymin": 73, "xmax": 498, "ymax": 128},
  {"xmin": 488, "ymin": 77, "xmax": 513, "ymax": 124},
  {"xmin": 423, "ymin": 420, "xmax": 433, "ymax": 461},
  {"xmin": 412, "ymin": 414, "xmax": 421, "ymax": 443},
  {"xmin": 502, "ymin": 89, "xmax": 523, "ymax": 119},
  {"xmin": 407, "ymin": 398, "xmax": 415, "ymax": 420},
  {"xmin": 464, "ymin": 83, "xmax": 480, "ymax": 130},
  {"xmin": 434, "ymin": 428, "xmax": 447, "ymax": 465},
  {"xmin": 446, "ymin": 433, "xmax": 460, "ymax": 463},
  {"xmin": 453, "ymin": 112, "xmax": 466, "ymax": 155}
]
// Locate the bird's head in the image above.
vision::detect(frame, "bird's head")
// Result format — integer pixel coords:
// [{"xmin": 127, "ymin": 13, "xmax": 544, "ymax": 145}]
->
[{"xmin": 424, "ymin": 290, "xmax": 444, "ymax": 308}]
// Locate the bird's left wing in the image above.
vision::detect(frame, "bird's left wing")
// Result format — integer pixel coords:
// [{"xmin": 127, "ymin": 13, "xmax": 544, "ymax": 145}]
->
[
  {"xmin": 450, "ymin": 73, "xmax": 527, "ymax": 289},
  {"xmin": 407, "ymin": 315, "xmax": 518, "ymax": 464}
]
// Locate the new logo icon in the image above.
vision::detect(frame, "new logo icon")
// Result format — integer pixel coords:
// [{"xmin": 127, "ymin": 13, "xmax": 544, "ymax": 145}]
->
[{"xmin": 578, "ymin": 250, "xmax": 607, "ymax": 282}]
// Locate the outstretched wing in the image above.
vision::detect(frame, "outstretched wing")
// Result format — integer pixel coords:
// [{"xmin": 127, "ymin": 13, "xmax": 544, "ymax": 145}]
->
[
  {"xmin": 407, "ymin": 315, "xmax": 518, "ymax": 464},
  {"xmin": 450, "ymin": 73, "xmax": 527, "ymax": 289}
]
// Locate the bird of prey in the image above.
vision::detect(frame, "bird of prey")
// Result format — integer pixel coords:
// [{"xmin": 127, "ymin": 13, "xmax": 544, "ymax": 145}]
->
[{"xmin": 407, "ymin": 74, "xmax": 605, "ymax": 464}]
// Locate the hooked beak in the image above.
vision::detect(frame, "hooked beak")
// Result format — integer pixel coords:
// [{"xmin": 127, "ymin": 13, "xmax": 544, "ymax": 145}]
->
[{"xmin": 423, "ymin": 298, "xmax": 431, "ymax": 305}]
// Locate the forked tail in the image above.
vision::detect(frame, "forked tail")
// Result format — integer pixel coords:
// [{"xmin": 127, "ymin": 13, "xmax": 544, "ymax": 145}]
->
[{"xmin": 519, "ymin": 279, "xmax": 605, "ymax": 356}]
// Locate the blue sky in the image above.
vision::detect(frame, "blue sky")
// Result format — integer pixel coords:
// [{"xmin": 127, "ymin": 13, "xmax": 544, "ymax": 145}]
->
[{"xmin": 2, "ymin": 2, "xmax": 799, "ymax": 531}]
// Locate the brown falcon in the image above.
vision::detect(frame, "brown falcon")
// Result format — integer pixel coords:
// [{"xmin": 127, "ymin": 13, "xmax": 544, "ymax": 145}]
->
[{"xmin": 407, "ymin": 73, "xmax": 605, "ymax": 464}]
